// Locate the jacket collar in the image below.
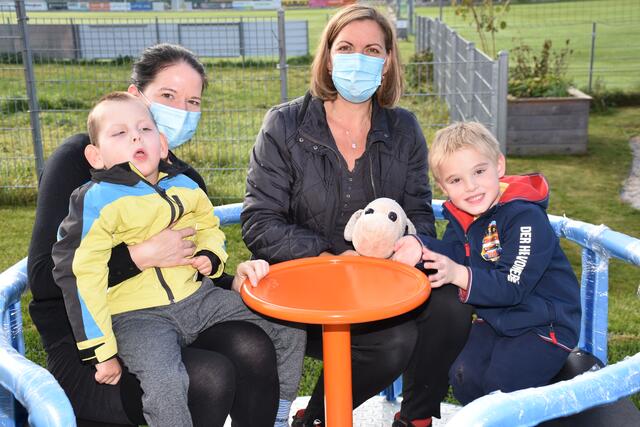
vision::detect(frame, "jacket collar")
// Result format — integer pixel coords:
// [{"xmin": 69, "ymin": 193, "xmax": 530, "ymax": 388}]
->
[
  {"xmin": 298, "ymin": 94, "xmax": 393, "ymax": 148},
  {"xmin": 91, "ymin": 155, "xmax": 189, "ymax": 186},
  {"xmin": 444, "ymin": 173, "xmax": 550, "ymax": 233}
]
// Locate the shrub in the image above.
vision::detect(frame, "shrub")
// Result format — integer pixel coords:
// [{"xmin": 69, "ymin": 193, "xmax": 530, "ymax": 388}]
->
[
  {"xmin": 405, "ymin": 50, "xmax": 434, "ymax": 93},
  {"xmin": 508, "ymin": 39, "xmax": 573, "ymax": 98}
]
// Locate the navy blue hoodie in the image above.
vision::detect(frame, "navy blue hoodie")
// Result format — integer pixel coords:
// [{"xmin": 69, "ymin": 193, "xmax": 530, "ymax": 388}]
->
[{"xmin": 419, "ymin": 174, "xmax": 581, "ymax": 350}]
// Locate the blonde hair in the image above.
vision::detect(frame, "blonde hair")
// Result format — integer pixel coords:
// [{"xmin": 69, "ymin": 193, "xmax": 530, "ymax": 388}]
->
[
  {"xmin": 310, "ymin": 4, "xmax": 403, "ymax": 108},
  {"xmin": 429, "ymin": 121, "xmax": 502, "ymax": 181},
  {"xmin": 87, "ymin": 91, "xmax": 146, "ymax": 146}
]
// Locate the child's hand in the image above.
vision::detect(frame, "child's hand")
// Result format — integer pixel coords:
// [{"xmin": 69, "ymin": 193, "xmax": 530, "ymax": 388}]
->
[
  {"xmin": 391, "ymin": 235, "xmax": 423, "ymax": 266},
  {"xmin": 95, "ymin": 358, "xmax": 122, "ymax": 385},
  {"xmin": 232, "ymin": 260, "xmax": 269, "ymax": 293},
  {"xmin": 191, "ymin": 255, "xmax": 212, "ymax": 276},
  {"xmin": 422, "ymin": 247, "xmax": 468, "ymax": 290}
]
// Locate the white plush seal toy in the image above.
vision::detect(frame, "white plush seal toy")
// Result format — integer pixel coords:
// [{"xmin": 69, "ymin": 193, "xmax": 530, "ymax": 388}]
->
[{"xmin": 344, "ymin": 197, "xmax": 416, "ymax": 258}]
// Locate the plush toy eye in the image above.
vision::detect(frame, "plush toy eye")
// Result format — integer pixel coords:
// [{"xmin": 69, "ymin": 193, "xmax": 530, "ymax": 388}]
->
[
  {"xmin": 388, "ymin": 212, "xmax": 398, "ymax": 222},
  {"xmin": 365, "ymin": 208, "xmax": 374, "ymax": 214}
]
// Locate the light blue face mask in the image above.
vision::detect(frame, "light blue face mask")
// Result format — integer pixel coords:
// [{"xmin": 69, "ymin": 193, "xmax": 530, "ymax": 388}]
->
[
  {"xmin": 331, "ymin": 53, "xmax": 385, "ymax": 104},
  {"xmin": 148, "ymin": 102, "xmax": 201, "ymax": 150}
]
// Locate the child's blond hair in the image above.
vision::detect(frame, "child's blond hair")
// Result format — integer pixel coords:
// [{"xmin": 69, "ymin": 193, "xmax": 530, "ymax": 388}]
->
[{"xmin": 429, "ymin": 121, "xmax": 502, "ymax": 182}]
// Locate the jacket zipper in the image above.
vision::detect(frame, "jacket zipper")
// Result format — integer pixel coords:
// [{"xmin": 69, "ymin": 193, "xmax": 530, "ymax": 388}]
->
[{"xmin": 140, "ymin": 176, "xmax": 179, "ymax": 303}]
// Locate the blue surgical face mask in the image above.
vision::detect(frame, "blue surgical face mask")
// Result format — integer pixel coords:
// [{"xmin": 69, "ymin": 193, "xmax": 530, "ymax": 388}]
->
[
  {"xmin": 331, "ymin": 53, "xmax": 385, "ymax": 104},
  {"xmin": 149, "ymin": 103, "xmax": 201, "ymax": 150},
  {"xmin": 138, "ymin": 90, "xmax": 201, "ymax": 150}
]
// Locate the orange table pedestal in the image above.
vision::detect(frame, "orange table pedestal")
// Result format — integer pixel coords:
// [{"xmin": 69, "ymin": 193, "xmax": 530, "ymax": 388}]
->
[{"xmin": 241, "ymin": 256, "xmax": 430, "ymax": 427}]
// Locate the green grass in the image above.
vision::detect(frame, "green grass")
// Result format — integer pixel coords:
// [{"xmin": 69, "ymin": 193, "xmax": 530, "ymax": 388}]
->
[
  {"xmin": 415, "ymin": 0, "xmax": 640, "ymax": 91},
  {"xmin": 3, "ymin": 106, "xmax": 640, "ymax": 402}
]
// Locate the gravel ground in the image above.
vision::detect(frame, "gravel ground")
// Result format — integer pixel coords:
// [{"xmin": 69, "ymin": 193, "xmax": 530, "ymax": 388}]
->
[{"xmin": 621, "ymin": 136, "xmax": 640, "ymax": 210}]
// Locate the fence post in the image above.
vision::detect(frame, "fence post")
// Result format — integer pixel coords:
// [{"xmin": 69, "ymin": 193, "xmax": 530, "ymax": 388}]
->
[
  {"xmin": 493, "ymin": 50, "xmax": 508, "ymax": 154},
  {"xmin": 588, "ymin": 21, "xmax": 597, "ymax": 93},
  {"xmin": 14, "ymin": 0, "xmax": 44, "ymax": 178},
  {"xmin": 414, "ymin": 16, "xmax": 420, "ymax": 54},
  {"xmin": 408, "ymin": 0, "xmax": 414, "ymax": 36},
  {"xmin": 70, "ymin": 18, "xmax": 81, "ymax": 60},
  {"xmin": 436, "ymin": 20, "xmax": 444, "ymax": 96},
  {"xmin": 277, "ymin": 9, "xmax": 288, "ymax": 104},
  {"xmin": 449, "ymin": 31, "xmax": 458, "ymax": 120},
  {"xmin": 155, "ymin": 17, "xmax": 160, "ymax": 44},
  {"xmin": 466, "ymin": 41, "xmax": 475, "ymax": 121}
]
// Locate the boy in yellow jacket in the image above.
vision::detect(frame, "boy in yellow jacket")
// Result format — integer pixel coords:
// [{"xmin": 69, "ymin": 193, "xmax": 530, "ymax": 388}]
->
[{"xmin": 53, "ymin": 92, "xmax": 305, "ymax": 427}]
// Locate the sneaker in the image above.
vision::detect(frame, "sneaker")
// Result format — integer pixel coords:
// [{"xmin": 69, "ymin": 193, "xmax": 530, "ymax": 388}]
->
[
  {"xmin": 392, "ymin": 412, "xmax": 432, "ymax": 427},
  {"xmin": 291, "ymin": 409, "xmax": 323, "ymax": 427},
  {"xmin": 291, "ymin": 409, "xmax": 306, "ymax": 427}
]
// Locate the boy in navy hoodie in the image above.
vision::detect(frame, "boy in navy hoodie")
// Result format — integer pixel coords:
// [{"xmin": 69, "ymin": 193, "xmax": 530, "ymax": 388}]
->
[{"xmin": 394, "ymin": 121, "xmax": 581, "ymax": 404}]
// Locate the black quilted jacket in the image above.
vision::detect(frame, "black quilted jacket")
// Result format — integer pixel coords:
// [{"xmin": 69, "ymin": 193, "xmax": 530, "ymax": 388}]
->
[{"xmin": 241, "ymin": 93, "xmax": 436, "ymax": 264}]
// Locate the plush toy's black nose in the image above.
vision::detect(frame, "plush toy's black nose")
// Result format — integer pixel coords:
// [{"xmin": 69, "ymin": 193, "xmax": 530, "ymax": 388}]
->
[
  {"xmin": 388, "ymin": 212, "xmax": 397, "ymax": 221},
  {"xmin": 365, "ymin": 208, "xmax": 374, "ymax": 214}
]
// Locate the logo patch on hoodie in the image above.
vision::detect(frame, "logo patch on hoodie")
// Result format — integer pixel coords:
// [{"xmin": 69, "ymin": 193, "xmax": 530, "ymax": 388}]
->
[{"xmin": 481, "ymin": 220, "xmax": 502, "ymax": 262}]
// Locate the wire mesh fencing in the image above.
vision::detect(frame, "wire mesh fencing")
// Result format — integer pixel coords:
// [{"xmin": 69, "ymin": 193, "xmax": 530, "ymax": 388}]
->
[
  {"xmin": 416, "ymin": 0, "xmax": 640, "ymax": 92},
  {"xmin": 0, "ymin": 10, "xmax": 307, "ymax": 204}
]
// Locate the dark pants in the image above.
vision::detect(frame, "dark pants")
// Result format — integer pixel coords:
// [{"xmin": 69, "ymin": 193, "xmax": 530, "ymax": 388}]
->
[
  {"xmin": 400, "ymin": 284, "xmax": 474, "ymax": 420},
  {"xmin": 45, "ymin": 321, "xmax": 279, "ymax": 427},
  {"xmin": 449, "ymin": 320, "xmax": 570, "ymax": 405}
]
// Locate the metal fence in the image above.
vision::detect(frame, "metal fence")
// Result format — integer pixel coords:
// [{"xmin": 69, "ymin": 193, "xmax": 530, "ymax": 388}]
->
[
  {"xmin": 1, "ymin": 1, "xmax": 462, "ymax": 204},
  {"xmin": 414, "ymin": 16, "xmax": 508, "ymax": 152},
  {"xmin": 0, "ymin": 5, "xmax": 311, "ymax": 204},
  {"xmin": 418, "ymin": 0, "xmax": 640, "ymax": 92}
]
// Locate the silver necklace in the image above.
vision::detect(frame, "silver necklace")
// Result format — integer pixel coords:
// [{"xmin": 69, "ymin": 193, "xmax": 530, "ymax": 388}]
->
[{"xmin": 345, "ymin": 129, "xmax": 358, "ymax": 149}]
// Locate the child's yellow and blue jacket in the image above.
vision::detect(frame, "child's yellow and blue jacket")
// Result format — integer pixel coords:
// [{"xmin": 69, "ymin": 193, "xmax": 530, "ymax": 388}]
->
[{"xmin": 52, "ymin": 160, "xmax": 228, "ymax": 364}]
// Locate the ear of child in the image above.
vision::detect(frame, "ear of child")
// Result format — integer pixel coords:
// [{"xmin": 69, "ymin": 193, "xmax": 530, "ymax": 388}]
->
[{"xmin": 344, "ymin": 198, "xmax": 414, "ymax": 258}]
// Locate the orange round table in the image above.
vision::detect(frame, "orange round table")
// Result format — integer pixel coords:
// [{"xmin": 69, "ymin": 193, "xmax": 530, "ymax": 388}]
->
[{"xmin": 241, "ymin": 256, "xmax": 431, "ymax": 427}]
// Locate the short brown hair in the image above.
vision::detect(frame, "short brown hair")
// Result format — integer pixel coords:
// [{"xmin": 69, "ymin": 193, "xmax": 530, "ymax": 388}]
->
[
  {"xmin": 87, "ymin": 91, "xmax": 144, "ymax": 146},
  {"xmin": 310, "ymin": 4, "xmax": 403, "ymax": 108},
  {"xmin": 429, "ymin": 122, "xmax": 502, "ymax": 182}
]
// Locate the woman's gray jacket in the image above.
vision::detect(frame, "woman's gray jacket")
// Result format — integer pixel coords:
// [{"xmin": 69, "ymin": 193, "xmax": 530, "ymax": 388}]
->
[{"xmin": 241, "ymin": 93, "xmax": 436, "ymax": 264}]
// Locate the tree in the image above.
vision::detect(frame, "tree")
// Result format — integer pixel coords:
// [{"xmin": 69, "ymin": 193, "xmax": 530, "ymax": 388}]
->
[{"xmin": 453, "ymin": 0, "xmax": 511, "ymax": 58}]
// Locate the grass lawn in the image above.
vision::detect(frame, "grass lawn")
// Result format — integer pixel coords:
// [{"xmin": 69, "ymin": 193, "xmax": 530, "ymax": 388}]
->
[
  {"xmin": 414, "ymin": 0, "xmax": 640, "ymax": 91},
  {"xmin": 3, "ymin": 106, "xmax": 639, "ymax": 401}
]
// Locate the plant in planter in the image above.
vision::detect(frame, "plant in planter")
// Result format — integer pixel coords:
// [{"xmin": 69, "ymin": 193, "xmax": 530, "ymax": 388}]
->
[
  {"xmin": 506, "ymin": 39, "xmax": 592, "ymax": 156},
  {"xmin": 509, "ymin": 39, "xmax": 572, "ymax": 98}
]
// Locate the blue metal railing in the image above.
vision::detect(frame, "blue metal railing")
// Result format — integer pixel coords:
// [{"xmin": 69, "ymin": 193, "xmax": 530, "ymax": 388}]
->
[{"xmin": 1, "ymin": 202, "xmax": 639, "ymax": 426}]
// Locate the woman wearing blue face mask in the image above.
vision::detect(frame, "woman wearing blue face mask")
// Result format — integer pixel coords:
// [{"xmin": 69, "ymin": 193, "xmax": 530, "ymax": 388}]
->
[
  {"xmin": 242, "ymin": 4, "xmax": 473, "ymax": 427},
  {"xmin": 28, "ymin": 43, "xmax": 280, "ymax": 427}
]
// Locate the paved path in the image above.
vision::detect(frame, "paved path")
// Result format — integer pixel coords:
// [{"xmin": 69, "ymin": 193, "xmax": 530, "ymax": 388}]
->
[
  {"xmin": 224, "ymin": 395, "xmax": 460, "ymax": 426},
  {"xmin": 621, "ymin": 136, "xmax": 640, "ymax": 210}
]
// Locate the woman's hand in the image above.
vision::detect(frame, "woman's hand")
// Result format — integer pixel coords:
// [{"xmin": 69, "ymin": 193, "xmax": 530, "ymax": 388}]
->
[
  {"xmin": 128, "ymin": 226, "xmax": 196, "ymax": 270},
  {"xmin": 232, "ymin": 260, "xmax": 270, "ymax": 293},
  {"xmin": 422, "ymin": 247, "xmax": 468, "ymax": 290},
  {"xmin": 391, "ymin": 235, "xmax": 422, "ymax": 266},
  {"xmin": 95, "ymin": 358, "xmax": 122, "ymax": 385}
]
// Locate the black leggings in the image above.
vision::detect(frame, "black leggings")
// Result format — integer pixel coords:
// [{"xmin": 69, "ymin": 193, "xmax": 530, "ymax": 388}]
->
[
  {"xmin": 52, "ymin": 321, "xmax": 278, "ymax": 427},
  {"xmin": 301, "ymin": 314, "xmax": 418, "ymax": 423}
]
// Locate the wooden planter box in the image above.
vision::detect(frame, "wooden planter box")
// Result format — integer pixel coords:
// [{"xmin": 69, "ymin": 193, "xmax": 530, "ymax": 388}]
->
[{"xmin": 506, "ymin": 88, "xmax": 592, "ymax": 155}]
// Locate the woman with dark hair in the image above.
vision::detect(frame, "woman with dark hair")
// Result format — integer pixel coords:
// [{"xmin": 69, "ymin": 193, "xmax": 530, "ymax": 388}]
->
[
  {"xmin": 241, "ymin": 5, "xmax": 473, "ymax": 426},
  {"xmin": 28, "ymin": 43, "xmax": 279, "ymax": 427}
]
